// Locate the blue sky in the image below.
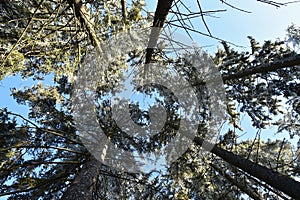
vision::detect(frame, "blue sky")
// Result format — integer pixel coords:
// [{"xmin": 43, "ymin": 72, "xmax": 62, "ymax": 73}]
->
[
  {"xmin": 198, "ymin": 0, "xmax": 300, "ymax": 46},
  {"xmin": 145, "ymin": 0, "xmax": 300, "ymax": 51},
  {"xmin": 144, "ymin": 0, "xmax": 300, "ymax": 144}
]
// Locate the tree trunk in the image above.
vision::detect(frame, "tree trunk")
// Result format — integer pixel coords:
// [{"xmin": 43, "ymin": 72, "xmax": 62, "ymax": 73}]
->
[
  {"xmin": 211, "ymin": 163, "xmax": 264, "ymax": 200},
  {"xmin": 145, "ymin": 0, "xmax": 174, "ymax": 64},
  {"xmin": 61, "ymin": 157, "xmax": 101, "ymax": 200},
  {"xmin": 194, "ymin": 137, "xmax": 300, "ymax": 200},
  {"xmin": 66, "ymin": 0, "xmax": 101, "ymax": 50}
]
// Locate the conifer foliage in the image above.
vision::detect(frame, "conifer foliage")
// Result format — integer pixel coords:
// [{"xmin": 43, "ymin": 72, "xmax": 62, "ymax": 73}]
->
[{"xmin": 1, "ymin": 0, "xmax": 300, "ymax": 199}]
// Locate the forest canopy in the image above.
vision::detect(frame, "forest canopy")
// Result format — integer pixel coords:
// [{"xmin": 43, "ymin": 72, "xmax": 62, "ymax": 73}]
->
[{"xmin": 0, "ymin": 0, "xmax": 300, "ymax": 199}]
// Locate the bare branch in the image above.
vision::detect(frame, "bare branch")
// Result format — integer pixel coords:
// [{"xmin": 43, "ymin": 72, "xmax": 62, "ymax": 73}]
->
[
  {"xmin": 167, "ymin": 22, "xmax": 243, "ymax": 47},
  {"xmin": 257, "ymin": 0, "xmax": 300, "ymax": 7},
  {"xmin": 173, "ymin": 2, "xmax": 194, "ymax": 40},
  {"xmin": 257, "ymin": 0, "xmax": 285, "ymax": 7},
  {"xmin": 196, "ymin": 0, "xmax": 212, "ymax": 36},
  {"xmin": 220, "ymin": 0, "xmax": 252, "ymax": 13},
  {"xmin": 66, "ymin": 0, "xmax": 101, "ymax": 51}
]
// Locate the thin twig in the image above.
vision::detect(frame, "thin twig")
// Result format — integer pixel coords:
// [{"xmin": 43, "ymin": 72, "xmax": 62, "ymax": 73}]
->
[
  {"xmin": 167, "ymin": 22, "xmax": 244, "ymax": 47},
  {"xmin": 196, "ymin": 0, "xmax": 212, "ymax": 36},
  {"xmin": 220, "ymin": 0, "xmax": 252, "ymax": 13},
  {"xmin": 275, "ymin": 138, "xmax": 286, "ymax": 171},
  {"xmin": 1, "ymin": 0, "xmax": 45, "ymax": 68}
]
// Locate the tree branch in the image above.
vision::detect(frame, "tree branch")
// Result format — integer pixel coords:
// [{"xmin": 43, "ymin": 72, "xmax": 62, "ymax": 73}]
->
[
  {"xmin": 194, "ymin": 137, "xmax": 300, "ymax": 199},
  {"xmin": 145, "ymin": 0, "xmax": 174, "ymax": 64},
  {"xmin": 223, "ymin": 54, "xmax": 300, "ymax": 81},
  {"xmin": 66, "ymin": 0, "xmax": 101, "ymax": 51},
  {"xmin": 121, "ymin": 0, "xmax": 127, "ymax": 23},
  {"xmin": 211, "ymin": 163, "xmax": 264, "ymax": 200}
]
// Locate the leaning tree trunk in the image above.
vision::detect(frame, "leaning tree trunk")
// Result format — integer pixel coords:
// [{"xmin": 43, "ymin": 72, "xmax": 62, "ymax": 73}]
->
[
  {"xmin": 61, "ymin": 2, "xmax": 102, "ymax": 198},
  {"xmin": 66, "ymin": 0, "xmax": 101, "ymax": 50},
  {"xmin": 211, "ymin": 163, "xmax": 264, "ymax": 200},
  {"xmin": 61, "ymin": 157, "xmax": 101, "ymax": 200},
  {"xmin": 145, "ymin": 0, "xmax": 174, "ymax": 64},
  {"xmin": 194, "ymin": 137, "xmax": 300, "ymax": 200}
]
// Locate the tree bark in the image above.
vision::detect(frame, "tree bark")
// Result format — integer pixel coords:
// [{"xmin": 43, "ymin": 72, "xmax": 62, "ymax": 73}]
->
[
  {"xmin": 61, "ymin": 157, "xmax": 101, "ymax": 200},
  {"xmin": 145, "ymin": 0, "xmax": 174, "ymax": 64},
  {"xmin": 64, "ymin": 1, "xmax": 300, "ymax": 199},
  {"xmin": 222, "ymin": 54, "xmax": 300, "ymax": 81},
  {"xmin": 66, "ymin": 0, "xmax": 101, "ymax": 51},
  {"xmin": 191, "ymin": 54, "xmax": 300, "ymax": 87},
  {"xmin": 211, "ymin": 163, "xmax": 264, "ymax": 200},
  {"xmin": 194, "ymin": 137, "xmax": 300, "ymax": 200}
]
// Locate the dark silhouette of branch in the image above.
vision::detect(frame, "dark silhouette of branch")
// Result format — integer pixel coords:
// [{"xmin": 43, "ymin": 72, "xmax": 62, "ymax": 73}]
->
[
  {"xmin": 168, "ymin": 9, "xmax": 226, "ymax": 22},
  {"xmin": 0, "ymin": 172, "xmax": 72, "ymax": 197},
  {"xmin": 172, "ymin": 2, "xmax": 194, "ymax": 40},
  {"xmin": 167, "ymin": 22, "xmax": 243, "ymax": 47},
  {"xmin": 243, "ymin": 169, "xmax": 291, "ymax": 200},
  {"xmin": 6, "ymin": 111, "xmax": 81, "ymax": 144},
  {"xmin": 66, "ymin": 0, "xmax": 101, "ymax": 50},
  {"xmin": 257, "ymin": 0, "xmax": 300, "ymax": 7},
  {"xmin": 223, "ymin": 54, "xmax": 300, "ymax": 81},
  {"xmin": 257, "ymin": 0, "xmax": 285, "ymax": 7},
  {"xmin": 220, "ymin": 0, "xmax": 251, "ymax": 13},
  {"xmin": 196, "ymin": 0, "xmax": 212, "ymax": 36},
  {"xmin": 194, "ymin": 137, "xmax": 300, "ymax": 199},
  {"xmin": 145, "ymin": 0, "xmax": 174, "ymax": 64},
  {"xmin": 211, "ymin": 163, "xmax": 264, "ymax": 200},
  {"xmin": 121, "ymin": 0, "xmax": 127, "ymax": 23},
  {"xmin": 189, "ymin": 54, "xmax": 300, "ymax": 88}
]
